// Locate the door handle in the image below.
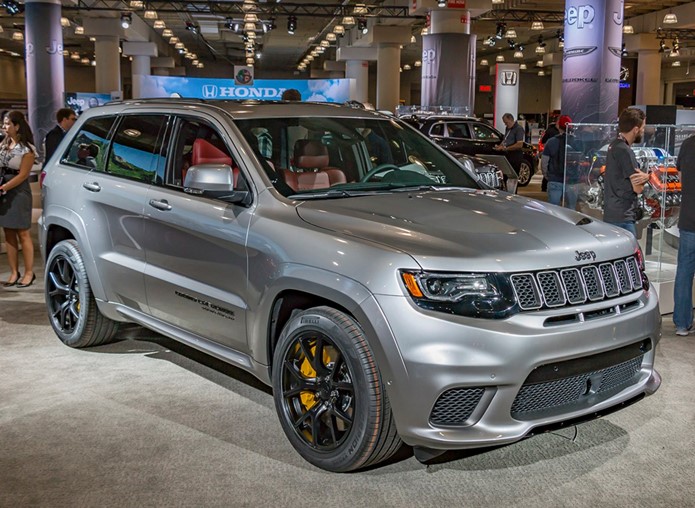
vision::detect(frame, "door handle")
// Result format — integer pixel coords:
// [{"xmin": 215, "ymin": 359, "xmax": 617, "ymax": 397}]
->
[
  {"xmin": 82, "ymin": 182, "xmax": 101, "ymax": 192},
  {"xmin": 149, "ymin": 199, "xmax": 172, "ymax": 211}
]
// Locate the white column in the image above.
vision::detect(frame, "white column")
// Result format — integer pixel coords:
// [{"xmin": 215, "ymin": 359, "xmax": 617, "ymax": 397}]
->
[
  {"xmin": 551, "ymin": 66, "xmax": 562, "ymax": 111},
  {"xmin": 123, "ymin": 41, "xmax": 158, "ymax": 99},
  {"xmin": 636, "ymin": 50, "xmax": 662, "ymax": 105},
  {"xmin": 377, "ymin": 43, "xmax": 401, "ymax": 113},
  {"xmin": 430, "ymin": 8, "xmax": 470, "ymax": 34},
  {"xmin": 94, "ymin": 36, "xmax": 121, "ymax": 94},
  {"xmin": 346, "ymin": 60, "xmax": 369, "ymax": 103}
]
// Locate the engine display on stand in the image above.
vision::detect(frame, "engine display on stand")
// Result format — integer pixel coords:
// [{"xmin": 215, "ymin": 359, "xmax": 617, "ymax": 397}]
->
[{"xmin": 582, "ymin": 146, "xmax": 681, "ymax": 232}]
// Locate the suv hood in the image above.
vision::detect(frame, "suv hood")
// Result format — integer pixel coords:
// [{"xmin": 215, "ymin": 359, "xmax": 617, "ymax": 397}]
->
[{"xmin": 295, "ymin": 189, "xmax": 636, "ymax": 272}]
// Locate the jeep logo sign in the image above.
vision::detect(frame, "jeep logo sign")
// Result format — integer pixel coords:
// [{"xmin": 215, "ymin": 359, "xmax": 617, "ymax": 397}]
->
[
  {"xmin": 565, "ymin": 5, "xmax": 595, "ymax": 29},
  {"xmin": 500, "ymin": 71, "xmax": 517, "ymax": 86},
  {"xmin": 422, "ymin": 48, "xmax": 436, "ymax": 64}
]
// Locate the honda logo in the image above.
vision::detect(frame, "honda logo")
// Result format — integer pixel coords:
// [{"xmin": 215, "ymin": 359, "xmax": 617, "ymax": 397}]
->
[
  {"xmin": 500, "ymin": 71, "xmax": 518, "ymax": 86},
  {"xmin": 202, "ymin": 85, "xmax": 219, "ymax": 98}
]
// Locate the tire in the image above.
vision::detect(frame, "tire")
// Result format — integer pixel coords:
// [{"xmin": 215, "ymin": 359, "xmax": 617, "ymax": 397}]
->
[
  {"xmin": 45, "ymin": 239, "xmax": 119, "ymax": 348},
  {"xmin": 516, "ymin": 158, "xmax": 534, "ymax": 187},
  {"xmin": 272, "ymin": 306, "xmax": 402, "ymax": 472}
]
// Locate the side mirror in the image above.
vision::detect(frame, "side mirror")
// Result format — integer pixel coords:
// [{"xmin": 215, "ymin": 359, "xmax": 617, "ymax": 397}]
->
[{"xmin": 183, "ymin": 164, "xmax": 251, "ymax": 206}]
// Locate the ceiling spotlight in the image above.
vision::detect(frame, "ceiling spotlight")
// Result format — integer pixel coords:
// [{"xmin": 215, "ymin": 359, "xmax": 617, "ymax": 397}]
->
[
  {"xmin": 129, "ymin": 0, "xmax": 144, "ymax": 7},
  {"xmin": 414, "ymin": 60, "xmax": 422, "ymax": 67},
  {"xmin": 421, "ymin": 27, "xmax": 428, "ymax": 36},
  {"xmin": 531, "ymin": 21, "xmax": 544, "ymax": 30},
  {"xmin": 246, "ymin": 57, "xmax": 254, "ymax": 64},
  {"xmin": 185, "ymin": 22, "xmax": 199, "ymax": 34},
  {"xmin": 153, "ymin": 20, "xmax": 165, "ymax": 29},
  {"xmin": 480, "ymin": 58, "xmax": 489, "ymax": 66},
  {"xmin": 495, "ymin": 54, "xmax": 505, "ymax": 62},
  {"xmin": 672, "ymin": 60, "xmax": 681, "ymax": 67},
  {"xmin": 1, "ymin": 0, "xmax": 23, "ymax": 15},
  {"xmin": 491, "ymin": 0, "xmax": 504, "ymax": 3},
  {"xmin": 197, "ymin": 62, "xmax": 204, "ymax": 68},
  {"xmin": 495, "ymin": 23, "xmax": 506, "ymax": 39},
  {"xmin": 536, "ymin": 59, "xmax": 543, "ymax": 67},
  {"xmin": 169, "ymin": 36, "xmax": 179, "ymax": 44},
  {"xmin": 623, "ymin": 24, "xmax": 634, "ymax": 34},
  {"xmin": 658, "ymin": 39, "xmax": 669, "ymax": 53},
  {"xmin": 504, "ymin": 28, "xmax": 517, "ymax": 39},
  {"xmin": 162, "ymin": 29, "xmax": 173, "ymax": 37},
  {"xmin": 287, "ymin": 15, "xmax": 297, "ymax": 35},
  {"xmin": 410, "ymin": 34, "xmax": 416, "ymax": 43},
  {"xmin": 358, "ymin": 18, "xmax": 368, "ymax": 34},
  {"xmin": 326, "ymin": 33, "xmax": 337, "ymax": 42},
  {"xmin": 120, "ymin": 13, "xmax": 132, "ymax": 29},
  {"xmin": 143, "ymin": 10, "xmax": 157, "ymax": 20},
  {"xmin": 535, "ymin": 45, "xmax": 546, "ymax": 54},
  {"xmin": 335, "ymin": 25, "xmax": 346, "ymax": 35},
  {"xmin": 403, "ymin": 64, "xmax": 412, "ymax": 70},
  {"xmin": 11, "ymin": 30, "xmax": 23, "ymax": 41},
  {"xmin": 244, "ymin": 13, "xmax": 258, "ymax": 23},
  {"xmin": 263, "ymin": 20, "xmax": 277, "ymax": 33},
  {"xmin": 556, "ymin": 30, "xmax": 564, "ymax": 43},
  {"xmin": 60, "ymin": 17, "xmax": 71, "ymax": 27},
  {"xmin": 342, "ymin": 16, "xmax": 356, "ymax": 26},
  {"xmin": 244, "ymin": 22, "xmax": 256, "ymax": 32},
  {"xmin": 663, "ymin": 11, "xmax": 678, "ymax": 24},
  {"xmin": 437, "ymin": 0, "xmax": 446, "ymax": 7},
  {"xmin": 538, "ymin": 70, "xmax": 545, "ymax": 76},
  {"xmin": 520, "ymin": 63, "xmax": 527, "ymax": 70},
  {"xmin": 485, "ymin": 36, "xmax": 496, "ymax": 47},
  {"xmin": 621, "ymin": 43, "xmax": 628, "ymax": 57},
  {"xmin": 514, "ymin": 50, "xmax": 524, "ymax": 58},
  {"xmin": 74, "ymin": 25, "xmax": 84, "ymax": 35}
]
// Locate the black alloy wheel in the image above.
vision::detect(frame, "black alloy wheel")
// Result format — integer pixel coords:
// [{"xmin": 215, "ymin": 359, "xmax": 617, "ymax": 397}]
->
[{"xmin": 45, "ymin": 240, "xmax": 119, "ymax": 348}]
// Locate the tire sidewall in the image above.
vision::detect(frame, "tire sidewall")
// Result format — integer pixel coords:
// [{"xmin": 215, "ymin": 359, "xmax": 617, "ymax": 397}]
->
[
  {"xmin": 45, "ymin": 240, "xmax": 93, "ymax": 347},
  {"xmin": 272, "ymin": 309, "xmax": 374, "ymax": 472},
  {"xmin": 517, "ymin": 159, "xmax": 533, "ymax": 186}
]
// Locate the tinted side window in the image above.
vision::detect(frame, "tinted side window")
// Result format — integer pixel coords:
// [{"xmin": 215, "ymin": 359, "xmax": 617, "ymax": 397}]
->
[
  {"xmin": 430, "ymin": 123, "xmax": 444, "ymax": 136},
  {"xmin": 472, "ymin": 123, "xmax": 500, "ymax": 141},
  {"xmin": 447, "ymin": 123, "xmax": 468, "ymax": 138},
  {"xmin": 107, "ymin": 115, "xmax": 168, "ymax": 183},
  {"xmin": 64, "ymin": 115, "xmax": 117, "ymax": 171}
]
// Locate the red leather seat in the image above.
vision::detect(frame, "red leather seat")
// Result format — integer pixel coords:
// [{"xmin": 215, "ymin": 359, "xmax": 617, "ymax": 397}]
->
[
  {"xmin": 188, "ymin": 138, "xmax": 239, "ymax": 187},
  {"xmin": 282, "ymin": 169, "xmax": 330, "ymax": 191},
  {"xmin": 293, "ymin": 140, "xmax": 347, "ymax": 186}
]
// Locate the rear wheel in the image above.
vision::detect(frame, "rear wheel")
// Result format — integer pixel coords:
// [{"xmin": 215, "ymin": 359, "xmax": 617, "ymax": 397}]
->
[
  {"xmin": 516, "ymin": 159, "xmax": 534, "ymax": 186},
  {"xmin": 45, "ymin": 240, "xmax": 119, "ymax": 348},
  {"xmin": 272, "ymin": 306, "xmax": 402, "ymax": 472}
]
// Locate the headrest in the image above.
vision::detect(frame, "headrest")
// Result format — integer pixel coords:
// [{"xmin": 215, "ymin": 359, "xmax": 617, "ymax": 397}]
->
[
  {"xmin": 192, "ymin": 138, "xmax": 232, "ymax": 166},
  {"xmin": 294, "ymin": 139, "xmax": 329, "ymax": 169}
]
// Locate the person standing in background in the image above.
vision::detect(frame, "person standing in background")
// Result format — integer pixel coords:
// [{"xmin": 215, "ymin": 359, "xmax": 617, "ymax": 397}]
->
[
  {"xmin": 541, "ymin": 115, "xmax": 578, "ymax": 209},
  {"xmin": 539, "ymin": 118, "xmax": 560, "ymax": 192},
  {"xmin": 673, "ymin": 133, "xmax": 695, "ymax": 336},
  {"xmin": 493, "ymin": 113, "xmax": 525, "ymax": 177},
  {"xmin": 602, "ymin": 108, "xmax": 649, "ymax": 237},
  {"xmin": 0, "ymin": 111, "xmax": 38, "ymax": 288},
  {"xmin": 44, "ymin": 108, "xmax": 77, "ymax": 163}
]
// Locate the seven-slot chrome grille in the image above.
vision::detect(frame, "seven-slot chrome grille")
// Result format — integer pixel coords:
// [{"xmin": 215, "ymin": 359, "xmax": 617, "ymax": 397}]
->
[{"xmin": 510, "ymin": 256, "xmax": 642, "ymax": 311}]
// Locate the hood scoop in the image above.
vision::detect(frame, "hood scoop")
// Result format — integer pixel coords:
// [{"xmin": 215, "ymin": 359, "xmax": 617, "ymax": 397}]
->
[{"xmin": 576, "ymin": 217, "xmax": 593, "ymax": 226}]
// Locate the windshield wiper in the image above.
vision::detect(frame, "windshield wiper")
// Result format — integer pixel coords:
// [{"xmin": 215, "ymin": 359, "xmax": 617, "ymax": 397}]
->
[{"xmin": 289, "ymin": 189, "xmax": 365, "ymax": 200}]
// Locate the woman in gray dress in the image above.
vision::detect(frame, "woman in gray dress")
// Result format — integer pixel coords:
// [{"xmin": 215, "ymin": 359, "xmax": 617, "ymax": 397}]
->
[{"xmin": 0, "ymin": 111, "xmax": 37, "ymax": 288}]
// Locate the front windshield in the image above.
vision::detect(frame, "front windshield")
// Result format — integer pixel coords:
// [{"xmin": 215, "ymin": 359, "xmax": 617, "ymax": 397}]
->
[{"xmin": 235, "ymin": 115, "xmax": 479, "ymax": 198}]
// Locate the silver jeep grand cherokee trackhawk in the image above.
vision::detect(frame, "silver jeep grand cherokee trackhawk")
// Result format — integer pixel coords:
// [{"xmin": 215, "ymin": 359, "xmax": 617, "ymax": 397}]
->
[{"xmin": 39, "ymin": 100, "xmax": 661, "ymax": 472}]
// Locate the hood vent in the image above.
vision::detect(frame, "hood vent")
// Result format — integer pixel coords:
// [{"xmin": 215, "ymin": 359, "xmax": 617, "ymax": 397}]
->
[{"xmin": 576, "ymin": 217, "xmax": 593, "ymax": 226}]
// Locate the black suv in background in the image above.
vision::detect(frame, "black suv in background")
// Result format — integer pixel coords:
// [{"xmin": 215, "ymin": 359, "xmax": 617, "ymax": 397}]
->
[{"xmin": 404, "ymin": 115, "xmax": 538, "ymax": 186}]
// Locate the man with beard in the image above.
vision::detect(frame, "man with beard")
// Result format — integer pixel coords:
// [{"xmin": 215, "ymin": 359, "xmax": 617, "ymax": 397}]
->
[{"xmin": 603, "ymin": 108, "xmax": 649, "ymax": 237}]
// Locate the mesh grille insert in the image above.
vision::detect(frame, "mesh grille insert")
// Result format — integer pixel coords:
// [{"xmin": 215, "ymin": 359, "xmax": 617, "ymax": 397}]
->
[{"xmin": 430, "ymin": 387, "xmax": 486, "ymax": 426}]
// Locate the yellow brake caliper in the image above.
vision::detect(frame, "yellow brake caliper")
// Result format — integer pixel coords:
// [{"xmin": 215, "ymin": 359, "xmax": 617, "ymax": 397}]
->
[{"xmin": 298, "ymin": 342, "xmax": 332, "ymax": 410}]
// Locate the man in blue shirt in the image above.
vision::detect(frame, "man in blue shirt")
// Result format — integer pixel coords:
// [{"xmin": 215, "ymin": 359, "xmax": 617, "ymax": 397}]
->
[{"xmin": 494, "ymin": 113, "xmax": 525, "ymax": 177}]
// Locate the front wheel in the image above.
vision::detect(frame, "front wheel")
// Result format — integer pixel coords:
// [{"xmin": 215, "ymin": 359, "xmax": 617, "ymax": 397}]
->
[
  {"xmin": 45, "ymin": 239, "xmax": 119, "ymax": 348},
  {"xmin": 516, "ymin": 159, "xmax": 534, "ymax": 187},
  {"xmin": 272, "ymin": 306, "xmax": 402, "ymax": 472}
]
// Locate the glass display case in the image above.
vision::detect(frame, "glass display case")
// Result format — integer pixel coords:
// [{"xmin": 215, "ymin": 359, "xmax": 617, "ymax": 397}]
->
[{"xmin": 561, "ymin": 123, "xmax": 685, "ymax": 313}]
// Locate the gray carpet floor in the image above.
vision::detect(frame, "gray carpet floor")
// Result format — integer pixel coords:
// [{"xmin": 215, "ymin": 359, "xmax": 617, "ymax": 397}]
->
[{"xmin": 1, "ymin": 235, "xmax": 694, "ymax": 507}]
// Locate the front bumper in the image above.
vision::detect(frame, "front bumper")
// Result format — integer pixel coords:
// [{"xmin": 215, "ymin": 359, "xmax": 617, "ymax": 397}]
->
[{"xmin": 370, "ymin": 285, "xmax": 661, "ymax": 450}]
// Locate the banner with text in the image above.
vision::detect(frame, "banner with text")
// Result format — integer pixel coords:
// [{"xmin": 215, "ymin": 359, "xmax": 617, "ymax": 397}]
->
[
  {"xmin": 562, "ymin": 0, "xmax": 623, "ymax": 123},
  {"xmin": 421, "ymin": 33, "xmax": 476, "ymax": 114},
  {"xmin": 136, "ymin": 75, "xmax": 351, "ymax": 102}
]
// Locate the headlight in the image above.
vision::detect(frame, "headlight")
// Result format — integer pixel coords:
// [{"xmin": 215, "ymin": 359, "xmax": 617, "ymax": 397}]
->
[{"xmin": 400, "ymin": 270, "xmax": 518, "ymax": 319}]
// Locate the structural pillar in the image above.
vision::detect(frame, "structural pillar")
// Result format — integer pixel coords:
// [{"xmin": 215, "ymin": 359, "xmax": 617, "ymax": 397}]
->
[
  {"xmin": 562, "ymin": 0, "xmax": 623, "ymax": 123},
  {"xmin": 544, "ymin": 53, "xmax": 563, "ymax": 111},
  {"xmin": 625, "ymin": 35, "xmax": 662, "ymax": 106},
  {"xmin": 25, "ymin": 0, "xmax": 64, "ymax": 160},
  {"xmin": 123, "ymin": 41, "xmax": 158, "ymax": 99},
  {"xmin": 376, "ymin": 43, "xmax": 401, "ymax": 113},
  {"xmin": 346, "ymin": 60, "xmax": 369, "ymax": 104},
  {"xmin": 85, "ymin": 18, "xmax": 125, "ymax": 94}
]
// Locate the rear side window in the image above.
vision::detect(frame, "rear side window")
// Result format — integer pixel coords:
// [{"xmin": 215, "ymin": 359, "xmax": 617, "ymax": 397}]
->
[
  {"xmin": 63, "ymin": 115, "xmax": 117, "ymax": 171},
  {"xmin": 472, "ymin": 123, "xmax": 500, "ymax": 141},
  {"xmin": 107, "ymin": 115, "xmax": 168, "ymax": 184}
]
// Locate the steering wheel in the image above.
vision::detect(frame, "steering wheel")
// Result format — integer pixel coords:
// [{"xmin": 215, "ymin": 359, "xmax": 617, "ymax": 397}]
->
[{"xmin": 360, "ymin": 164, "xmax": 401, "ymax": 182}]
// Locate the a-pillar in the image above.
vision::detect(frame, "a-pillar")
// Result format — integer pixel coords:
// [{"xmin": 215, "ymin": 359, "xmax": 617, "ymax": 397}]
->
[
  {"xmin": 123, "ymin": 42, "xmax": 158, "ymax": 99},
  {"xmin": 24, "ymin": 0, "xmax": 64, "ymax": 160},
  {"xmin": 84, "ymin": 18, "xmax": 123, "ymax": 94},
  {"xmin": 544, "ymin": 53, "xmax": 563, "ymax": 111},
  {"xmin": 336, "ymin": 46, "xmax": 377, "ymax": 104},
  {"xmin": 625, "ymin": 34, "xmax": 662, "ymax": 105}
]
